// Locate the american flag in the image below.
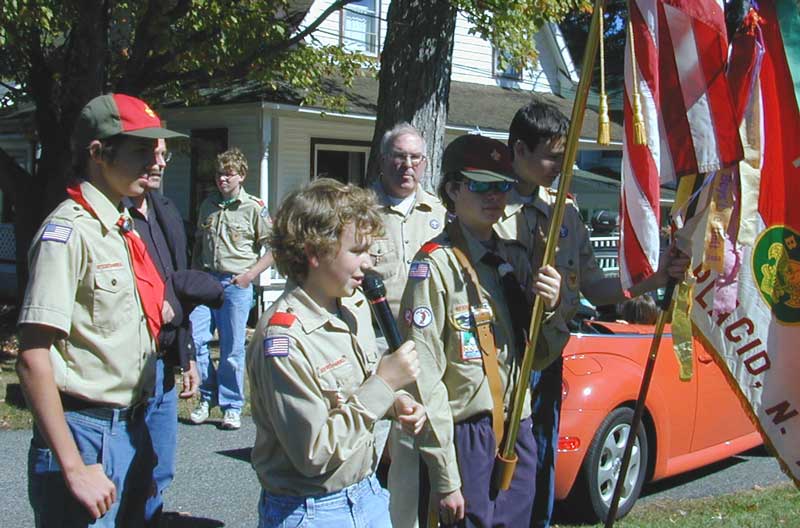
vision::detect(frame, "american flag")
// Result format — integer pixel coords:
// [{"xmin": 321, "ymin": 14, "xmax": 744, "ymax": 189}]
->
[
  {"xmin": 408, "ymin": 261, "xmax": 430, "ymax": 279},
  {"xmin": 264, "ymin": 336, "xmax": 290, "ymax": 357},
  {"xmin": 40, "ymin": 223, "xmax": 73, "ymax": 243},
  {"xmin": 619, "ymin": 0, "xmax": 744, "ymax": 290}
]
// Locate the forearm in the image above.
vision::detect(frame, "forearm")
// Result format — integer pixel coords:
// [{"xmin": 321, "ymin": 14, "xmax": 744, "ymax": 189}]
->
[
  {"xmin": 244, "ymin": 251, "xmax": 274, "ymax": 279},
  {"xmin": 17, "ymin": 347, "xmax": 84, "ymax": 474}
]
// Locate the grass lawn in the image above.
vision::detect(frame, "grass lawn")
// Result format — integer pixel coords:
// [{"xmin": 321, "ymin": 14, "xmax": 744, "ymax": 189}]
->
[{"xmin": 557, "ymin": 482, "xmax": 800, "ymax": 527}]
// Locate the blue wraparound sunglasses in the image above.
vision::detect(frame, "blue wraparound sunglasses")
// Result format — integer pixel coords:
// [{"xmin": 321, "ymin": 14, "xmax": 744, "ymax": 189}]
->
[{"xmin": 464, "ymin": 179, "xmax": 514, "ymax": 193}]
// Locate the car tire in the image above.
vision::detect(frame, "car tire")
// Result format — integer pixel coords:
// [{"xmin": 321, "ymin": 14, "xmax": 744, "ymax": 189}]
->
[{"xmin": 570, "ymin": 407, "xmax": 649, "ymax": 522}]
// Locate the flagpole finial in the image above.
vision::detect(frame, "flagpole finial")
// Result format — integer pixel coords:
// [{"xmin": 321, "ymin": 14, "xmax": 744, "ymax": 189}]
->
[{"xmin": 597, "ymin": 2, "xmax": 611, "ymax": 146}]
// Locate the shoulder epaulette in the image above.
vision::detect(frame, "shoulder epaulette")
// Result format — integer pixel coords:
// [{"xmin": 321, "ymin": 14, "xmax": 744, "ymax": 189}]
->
[
  {"xmin": 268, "ymin": 312, "xmax": 296, "ymax": 327},
  {"xmin": 420, "ymin": 242, "xmax": 442, "ymax": 254},
  {"xmin": 252, "ymin": 197, "xmax": 265, "ymax": 207}
]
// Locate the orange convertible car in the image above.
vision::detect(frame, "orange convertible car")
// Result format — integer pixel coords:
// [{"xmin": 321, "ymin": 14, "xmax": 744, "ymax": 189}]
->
[{"xmin": 555, "ymin": 321, "xmax": 762, "ymax": 520}]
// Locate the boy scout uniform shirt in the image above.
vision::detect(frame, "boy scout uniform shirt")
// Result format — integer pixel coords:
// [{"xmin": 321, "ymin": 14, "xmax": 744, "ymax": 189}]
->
[
  {"xmin": 192, "ymin": 188, "xmax": 271, "ymax": 275},
  {"xmin": 399, "ymin": 223, "xmax": 560, "ymax": 493},
  {"xmin": 495, "ymin": 186, "xmax": 605, "ymax": 369},
  {"xmin": 19, "ymin": 181, "xmax": 156, "ymax": 407},
  {"xmin": 370, "ymin": 183, "xmax": 447, "ymax": 319},
  {"xmin": 247, "ymin": 284, "xmax": 397, "ymax": 496}
]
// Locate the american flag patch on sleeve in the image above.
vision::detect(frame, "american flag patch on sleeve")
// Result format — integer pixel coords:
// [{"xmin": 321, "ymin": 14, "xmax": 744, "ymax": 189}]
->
[
  {"xmin": 408, "ymin": 261, "xmax": 430, "ymax": 279},
  {"xmin": 264, "ymin": 336, "xmax": 290, "ymax": 357},
  {"xmin": 40, "ymin": 223, "xmax": 72, "ymax": 243}
]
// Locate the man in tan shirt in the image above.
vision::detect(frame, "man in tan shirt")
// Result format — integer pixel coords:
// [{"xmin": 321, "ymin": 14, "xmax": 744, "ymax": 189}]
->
[
  {"xmin": 247, "ymin": 178, "xmax": 425, "ymax": 527},
  {"xmin": 392, "ymin": 135, "xmax": 563, "ymax": 527},
  {"xmin": 17, "ymin": 94, "xmax": 185, "ymax": 526}
]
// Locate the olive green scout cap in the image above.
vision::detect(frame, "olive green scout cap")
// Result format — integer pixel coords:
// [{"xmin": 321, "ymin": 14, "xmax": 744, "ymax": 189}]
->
[{"xmin": 442, "ymin": 134, "xmax": 515, "ymax": 182}]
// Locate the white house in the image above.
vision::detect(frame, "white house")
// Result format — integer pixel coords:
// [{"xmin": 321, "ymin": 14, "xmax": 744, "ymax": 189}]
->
[{"xmin": 0, "ymin": 1, "xmax": 629, "ymax": 301}]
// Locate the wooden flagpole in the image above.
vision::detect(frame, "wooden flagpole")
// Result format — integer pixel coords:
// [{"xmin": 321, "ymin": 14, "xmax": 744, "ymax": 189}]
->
[{"xmin": 493, "ymin": 0, "xmax": 605, "ymax": 490}]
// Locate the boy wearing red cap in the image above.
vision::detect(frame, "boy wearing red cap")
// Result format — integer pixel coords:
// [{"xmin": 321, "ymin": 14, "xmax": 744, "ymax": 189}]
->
[{"xmin": 16, "ymin": 93, "xmax": 185, "ymax": 526}]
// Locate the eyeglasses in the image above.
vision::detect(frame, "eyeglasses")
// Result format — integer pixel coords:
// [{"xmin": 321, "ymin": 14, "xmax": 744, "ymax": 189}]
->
[
  {"xmin": 156, "ymin": 151, "xmax": 173, "ymax": 164},
  {"xmin": 391, "ymin": 152, "xmax": 426, "ymax": 167},
  {"xmin": 464, "ymin": 180, "xmax": 513, "ymax": 193},
  {"xmin": 216, "ymin": 172, "xmax": 240, "ymax": 179}
]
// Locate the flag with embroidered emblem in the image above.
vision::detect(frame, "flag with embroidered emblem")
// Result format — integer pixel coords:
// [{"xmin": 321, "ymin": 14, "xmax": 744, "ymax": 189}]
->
[
  {"xmin": 264, "ymin": 336, "xmax": 290, "ymax": 357},
  {"xmin": 686, "ymin": 0, "xmax": 800, "ymax": 487},
  {"xmin": 619, "ymin": 0, "xmax": 744, "ymax": 290},
  {"xmin": 408, "ymin": 261, "xmax": 430, "ymax": 279}
]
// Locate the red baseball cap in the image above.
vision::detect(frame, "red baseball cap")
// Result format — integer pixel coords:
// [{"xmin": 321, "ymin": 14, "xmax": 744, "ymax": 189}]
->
[{"xmin": 72, "ymin": 93, "xmax": 186, "ymax": 149}]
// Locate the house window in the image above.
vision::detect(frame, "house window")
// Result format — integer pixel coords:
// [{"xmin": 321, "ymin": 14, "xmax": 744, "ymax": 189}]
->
[
  {"xmin": 189, "ymin": 128, "xmax": 228, "ymax": 230},
  {"xmin": 341, "ymin": 0, "xmax": 379, "ymax": 54},
  {"xmin": 494, "ymin": 49, "xmax": 523, "ymax": 80},
  {"xmin": 311, "ymin": 139, "xmax": 371, "ymax": 185}
]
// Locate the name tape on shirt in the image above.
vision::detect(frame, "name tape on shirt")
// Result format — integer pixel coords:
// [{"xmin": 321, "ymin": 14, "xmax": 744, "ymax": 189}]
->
[
  {"xmin": 408, "ymin": 261, "xmax": 430, "ymax": 279},
  {"xmin": 264, "ymin": 336, "xmax": 290, "ymax": 357},
  {"xmin": 41, "ymin": 223, "xmax": 72, "ymax": 244}
]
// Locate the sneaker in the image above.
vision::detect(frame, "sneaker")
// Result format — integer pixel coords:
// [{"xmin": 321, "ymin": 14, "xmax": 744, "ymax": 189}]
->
[
  {"xmin": 190, "ymin": 400, "xmax": 210, "ymax": 424},
  {"xmin": 221, "ymin": 410, "xmax": 241, "ymax": 430}
]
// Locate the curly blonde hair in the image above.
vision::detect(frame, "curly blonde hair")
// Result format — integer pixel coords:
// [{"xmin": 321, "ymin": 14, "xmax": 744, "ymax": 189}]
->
[
  {"xmin": 269, "ymin": 178, "xmax": 384, "ymax": 283},
  {"xmin": 216, "ymin": 147, "xmax": 248, "ymax": 179}
]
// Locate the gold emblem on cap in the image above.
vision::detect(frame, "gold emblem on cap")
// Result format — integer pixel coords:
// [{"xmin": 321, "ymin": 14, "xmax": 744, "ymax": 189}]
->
[
  {"xmin": 490, "ymin": 149, "xmax": 501, "ymax": 161},
  {"xmin": 143, "ymin": 104, "xmax": 157, "ymax": 118}
]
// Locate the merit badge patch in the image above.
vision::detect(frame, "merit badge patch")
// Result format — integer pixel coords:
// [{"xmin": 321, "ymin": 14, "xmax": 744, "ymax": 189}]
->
[
  {"xmin": 460, "ymin": 331, "xmax": 481, "ymax": 360},
  {"xmin": 412, "ymin": 307, "xmax": 433, "ymax": 328},
  {"xmin": 41, "ymin": 223, "xmax": 72, "ymax": 244},
  {"xmin": 430, "ymin": 219, "xmax": 441, "ymax": 230},
  {"xmin": 449, "ymin": 308, "xmax": 472, "ymax": 331},
  {"xmin": 408, "ymin": 261, "xmax": 430, "ymax": 279},
  {"xmin": 264, "ymin": 336, "xmax": 290, "ymax": 357}
]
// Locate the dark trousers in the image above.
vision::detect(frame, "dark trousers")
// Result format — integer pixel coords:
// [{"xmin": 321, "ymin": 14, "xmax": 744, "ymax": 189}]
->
[
  {"xmin": 448, "ymin": 414, "xmax": 537, "ymax": 528},
  {"xmin": 530, "ymin": 357, "xmax": 563, "ymax": 528}
]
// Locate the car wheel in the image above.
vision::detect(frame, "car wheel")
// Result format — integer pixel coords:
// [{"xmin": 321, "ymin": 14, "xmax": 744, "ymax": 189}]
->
[{"xmin": 570, "ymin": 407, "xmax": 649, "ymax": 522}]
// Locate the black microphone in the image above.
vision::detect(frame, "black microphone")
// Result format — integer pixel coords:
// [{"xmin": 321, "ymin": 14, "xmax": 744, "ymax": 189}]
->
[{"xmin": 362, "ymin": 271, "xmax": 403, "ymax": 352}]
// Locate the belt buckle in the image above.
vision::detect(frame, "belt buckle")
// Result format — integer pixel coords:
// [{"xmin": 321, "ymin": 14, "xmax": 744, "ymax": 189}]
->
[{"xmin": 470, "ymin": 302, "xmax": 493, "ymax": 327}]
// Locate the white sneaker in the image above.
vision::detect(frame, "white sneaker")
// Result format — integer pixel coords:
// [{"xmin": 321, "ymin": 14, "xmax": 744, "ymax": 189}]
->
[
  {"xmin": 190, "ymin": 400, "xmax": 210, "ymax": 424},
  {"xmin": 221, "ymin": 410, "xmax": 241, "ymax": 430}
]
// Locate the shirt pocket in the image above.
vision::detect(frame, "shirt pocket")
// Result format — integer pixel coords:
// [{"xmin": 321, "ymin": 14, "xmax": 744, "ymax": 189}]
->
[
  {"xmin": 317, "ymin": 357, "xmax": 360, "ymax": 408},
  {"xmin": 226, "ymin": 222, "xmax": 251, "ymax": 249},
  {"xmin": 369, "ymin": 238, "xmax": 399, "ymax": 279},
  {"xmin": 92, "ymin": 270, "xmax": 129, "ymax": 332},
  {"xmin": 555, "ymin": 245, "xmax": 580, "ymax": 307}
]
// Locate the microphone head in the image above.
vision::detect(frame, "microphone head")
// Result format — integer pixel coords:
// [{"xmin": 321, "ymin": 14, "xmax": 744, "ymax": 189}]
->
[{"xmin": 362, "ymin": 271, "xmax": 386, "ymax": 301}]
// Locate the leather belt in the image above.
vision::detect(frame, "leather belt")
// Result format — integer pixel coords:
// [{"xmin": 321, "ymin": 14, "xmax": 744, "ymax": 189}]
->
[{"xmin": 60, "ymin": 393, "xmax": 144, "ymax": 422}]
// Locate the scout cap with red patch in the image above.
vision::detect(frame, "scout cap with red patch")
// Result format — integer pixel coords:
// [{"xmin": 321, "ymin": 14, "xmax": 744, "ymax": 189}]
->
[
  {"xmin": 442, "ymin": 134, "xmax": 515, "ymax": 183},
  {"xmin": 72, "ymin": 93, "xmax": 187, "ymax": 149}
]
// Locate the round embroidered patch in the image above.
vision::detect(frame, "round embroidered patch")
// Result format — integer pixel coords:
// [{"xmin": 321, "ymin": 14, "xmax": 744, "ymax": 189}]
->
[{"xmin": 412, "ymin": 307, "xmax": 433, "ymax": 328}]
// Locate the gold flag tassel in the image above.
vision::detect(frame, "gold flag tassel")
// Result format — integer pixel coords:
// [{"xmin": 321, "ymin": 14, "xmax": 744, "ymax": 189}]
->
[
  {"xmin": 597, "ymin": 2, "xmax": 611, "ymax": 146},
  {"xmin": 628, "ymin": 17, "xmax": 646, "ymax": 145}
]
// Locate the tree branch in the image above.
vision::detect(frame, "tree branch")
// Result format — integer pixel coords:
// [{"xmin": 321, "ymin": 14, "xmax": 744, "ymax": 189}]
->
[{"xmin": 269, "ymin": 0, "xmax": 359, "ymax": 52}]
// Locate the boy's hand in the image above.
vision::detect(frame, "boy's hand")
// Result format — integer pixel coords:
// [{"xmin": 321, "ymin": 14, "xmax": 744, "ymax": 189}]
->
[
  {"xmin": 64, "ymin": 462, "xmax": 117, "ymax": 520},
  {"xmin": 393, "ymin": 393, "xmax": 427, "ymax": 435},
  {"xmin": 533, "ymin": 264, "xmax": 561, "ymax": 311},
  {"xmin": 436, "ymin": 489, "xmax": 466, "ymax": 525},
  {"xmin": 376, "ymin": 341, "xmax": 419, "ymax": 391},
  {"xmin": 179, "ymin": 360, "xmax": 200, "ymax": 399},
  {"xmin": 659, "ymin": 245, "xmax": 691, "ymax": 282},
  {"xmin": 232, "ymin": 272, "xmax": 254, "ymax": 289}
]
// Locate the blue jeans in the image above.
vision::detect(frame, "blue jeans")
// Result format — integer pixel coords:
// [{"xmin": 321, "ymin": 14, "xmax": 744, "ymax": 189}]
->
[
  {"xmin": 143, "ymin": 358, "xmax": 178, "ymax": 525},
  {"xmin": 258, "ymin": 474, "xmax": 391, "ymax": 528},
  {"xmin": 530, "ymin": 356, "xmax": 563, "ymax": 528},
  {"xmin": 191, "ymin": 273, "xmax": 252, "ymax": 411},
  {"xmin": 28, "ymin": 408, "xmax": 154, "ymax": 527}
]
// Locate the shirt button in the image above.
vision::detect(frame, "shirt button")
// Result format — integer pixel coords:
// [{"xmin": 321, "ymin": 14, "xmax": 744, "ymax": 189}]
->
[
  {"xmin": 111, "ymin": 279, "xmax": 117, "ymax": 286},
  {"xmin": 406, "ymin": 259, "xmax": 411, "ymax": 264}
]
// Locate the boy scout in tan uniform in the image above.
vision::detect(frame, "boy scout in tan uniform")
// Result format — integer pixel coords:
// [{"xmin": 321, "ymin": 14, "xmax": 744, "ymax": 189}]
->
[
  {"xmin": 190, "ymin": 148, "xmax": 273, "ymax": 430},
  {"xmin": 391, "ymin": 135, "xmax": 563, "ymax": 528},
  {"xmin": 247, "ymin": 178, "xmax": 425, "ymax": 528},
  {"xmin": 16, "ymin": 93, "xmax": 185, "ymax": 526}
]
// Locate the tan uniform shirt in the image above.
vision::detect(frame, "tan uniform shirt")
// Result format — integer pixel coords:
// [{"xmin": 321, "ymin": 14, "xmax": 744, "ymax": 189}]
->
[
  {"xmin": 399, "ymin": 222, "xmax": 559, "ymax": 493},
  {"xmin": 18, "ymin": 181, "xmax": 156, "ymax": 407},
  {"xmin": 370, "ymin": 183, "xmax": 447, "ymax": 319},
  {"xmin": 495, "ymin": 187, "xmax": 605, "ymax": 368},
  {"xmin": 247, "ymin": 284, "xmax": 397, "ymax": 496},
  {"xmin": 192, "ymin": 188, "xmax": 271, "ymax": 275}
]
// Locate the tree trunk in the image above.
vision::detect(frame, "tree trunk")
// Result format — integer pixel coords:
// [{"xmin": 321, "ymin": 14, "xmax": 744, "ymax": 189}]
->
[{"xmin": 366, "ymin": 0, "xmax": 457, "ymax": 193}]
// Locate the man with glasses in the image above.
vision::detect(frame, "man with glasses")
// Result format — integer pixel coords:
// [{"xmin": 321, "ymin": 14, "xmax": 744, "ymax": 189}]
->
[
  {"xmin": 189, "ymin": 147, "xmax": 273, "ymax": 430},
  {"xmin": 123, "ymin": 139, "xmax": 205, "ymax": 524},
  {"xmin": 390, "ymin": 134, "xmax": 563, "ymax": 527}
]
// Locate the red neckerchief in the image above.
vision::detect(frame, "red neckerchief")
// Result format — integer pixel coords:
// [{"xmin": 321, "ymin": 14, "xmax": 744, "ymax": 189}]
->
[{"xmin": 67, "ymin": 182, "xmax": 164, "ymax": 342}]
